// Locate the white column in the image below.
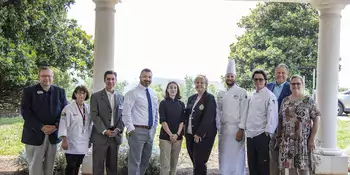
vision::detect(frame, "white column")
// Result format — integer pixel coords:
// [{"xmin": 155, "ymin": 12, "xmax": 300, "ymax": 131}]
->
[
  {"xmin": 312, "ymin": 1, "xmax": 349, "ymax": 174},
  {"xmin": 81, "ymin": 1, "xmax": 118, "ymax": 174},
  {"xmin": 315, "ymin": 2, "xmax": 345, "ymax": 156},
  {"xmin": 92, "ymin": 0, "xmax": 118, "ymax": 93}
]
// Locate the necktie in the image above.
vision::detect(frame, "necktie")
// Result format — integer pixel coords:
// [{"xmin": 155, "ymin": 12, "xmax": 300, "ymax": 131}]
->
[{"xmin": 146, "ymin": 88, "xmax": 153, "ymax": 127}]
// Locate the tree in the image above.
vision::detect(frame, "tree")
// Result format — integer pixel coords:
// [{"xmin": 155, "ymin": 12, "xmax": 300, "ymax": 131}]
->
[
  {"xmin": 0, "ymin": 0, "xmax": 94, "ymax": 110},
  {"xmin": 150, "ymin": 84, "xmax": 164, "ymax": 101},
  {"xmin": 207, "ymin": 84, "xmax": 218, "ymax": 98},
  {"xmin": 183, "ymin": 75, "xmax": 196, "ymax": 102},
  {"xmin": 52, "ymin": 67, "xmax": 76, "ymax": 101},
  {"xmin": 115, "ymin": 80, "xmax": 128, "ymax": 95},
  {"xmin": 230, "ymin": 2, "xmax": 319, "ymax": 91}
]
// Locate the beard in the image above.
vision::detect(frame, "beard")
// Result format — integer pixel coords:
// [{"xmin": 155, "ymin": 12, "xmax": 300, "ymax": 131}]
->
[
  {"xmin": 141, "ymin": 80, "xmax": 151, "ymax": 87},
  {"xmin": 226, "ymin": 80, "xmax": 235, "ymax": 87}
]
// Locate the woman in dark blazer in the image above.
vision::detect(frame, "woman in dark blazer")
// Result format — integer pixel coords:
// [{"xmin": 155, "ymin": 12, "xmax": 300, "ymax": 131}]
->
[{"xmin": 184, "ymin": 75, "xmax": 217, "ymax": 175}]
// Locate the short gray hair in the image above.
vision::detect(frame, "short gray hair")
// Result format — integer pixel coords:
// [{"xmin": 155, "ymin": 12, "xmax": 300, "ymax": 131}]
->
[{"xmin": 275, "ymin": 63, "xmax": 289, "ymax": 72}]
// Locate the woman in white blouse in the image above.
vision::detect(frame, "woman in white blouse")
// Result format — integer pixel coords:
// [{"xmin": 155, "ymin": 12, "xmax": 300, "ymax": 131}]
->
[{"xmin": 58, "ymin": 85, "xmax": 92, "ymax": 175}]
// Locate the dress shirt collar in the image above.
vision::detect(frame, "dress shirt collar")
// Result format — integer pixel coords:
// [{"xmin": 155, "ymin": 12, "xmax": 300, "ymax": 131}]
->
[
  {"xmin": 36, "ymin": 83, "xmax": 52, "ymax": 93},
  {"xmin": 105, "ymin": 89, "xmax": 115, "ymax": 96},
  {"xmin": 275, "ymin": 81, "xmax": 286, "ymax": 87},
  {"xmin": 138, "ymin": 83, "xmax": 148, "ymax": 90}
]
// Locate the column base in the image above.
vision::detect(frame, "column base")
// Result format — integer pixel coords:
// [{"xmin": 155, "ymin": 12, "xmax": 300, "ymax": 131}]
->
[
  {"xmin": 314, "ymin": 151, "xmax": 349, "ymax": 175},
  {"xmin": 81, "ymin": 147, "xmax": 93, "ymax": 175}
]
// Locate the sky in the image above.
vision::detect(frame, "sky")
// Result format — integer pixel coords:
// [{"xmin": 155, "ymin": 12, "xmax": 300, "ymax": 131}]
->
[{"xmin": 67, "ymin": 0, "xmax": 350, "ymax": 87}]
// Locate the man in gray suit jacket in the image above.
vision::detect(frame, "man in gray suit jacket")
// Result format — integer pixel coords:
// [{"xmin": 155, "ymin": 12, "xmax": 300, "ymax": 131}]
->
[{"xmin": 90, "ymin": 70, "xmax": 124, "ymax": 175}]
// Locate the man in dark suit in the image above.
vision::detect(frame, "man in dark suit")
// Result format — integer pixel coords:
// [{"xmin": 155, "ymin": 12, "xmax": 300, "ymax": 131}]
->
[
  {"xmin": 21, "ymin": 66, "xmax": 68, "ymax": 175},
  {"xmin": 90, "ymin": 70, "xmax": 124, "ymax": 175},
  {"xmin": 266, "ymin": 63, "xmax": 292, "ymax": 175}
]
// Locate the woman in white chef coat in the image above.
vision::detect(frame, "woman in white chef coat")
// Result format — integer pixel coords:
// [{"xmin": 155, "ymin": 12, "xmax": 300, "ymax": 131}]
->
[{"xmin": 58, "ymin": 85, "xmax": 92, "ymax": 175}]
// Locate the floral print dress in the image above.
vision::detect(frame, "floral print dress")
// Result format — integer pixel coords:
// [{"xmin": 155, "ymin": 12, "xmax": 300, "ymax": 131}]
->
[{"xmin": 278, "ymin": 96, "xmax": 321, "ymax": 170}]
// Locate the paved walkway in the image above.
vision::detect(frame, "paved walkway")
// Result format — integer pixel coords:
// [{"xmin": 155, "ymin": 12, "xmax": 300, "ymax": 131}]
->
[{"xmin": 338, "ymin": 115, "xmax": 350, "ymax": 121}]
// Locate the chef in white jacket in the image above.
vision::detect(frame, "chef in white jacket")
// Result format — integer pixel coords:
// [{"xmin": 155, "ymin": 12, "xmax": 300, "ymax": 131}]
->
[
  {"xmin": 245, "ymin": 69, "xmax": 278, "ymax": 175},
  {"xmin": 58, "ymin": 85, "xmax": 92, "ymax": 175},
  {"xmin": 216, "ymin": 59, "xmax": 249, "ymax": 175}
]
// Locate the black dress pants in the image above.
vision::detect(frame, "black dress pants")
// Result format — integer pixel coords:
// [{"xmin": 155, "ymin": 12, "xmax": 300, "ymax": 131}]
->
[
  {"xmin": 65, "ymin": 153, "xmax": 85, "ymax": 175},
  {"xmin": 186, "ymin": 133, "xmax": 216, "ymax": 175},
  {"xmin": 247, "ymin": 133, "xmax": 270, "ymax": 175}
]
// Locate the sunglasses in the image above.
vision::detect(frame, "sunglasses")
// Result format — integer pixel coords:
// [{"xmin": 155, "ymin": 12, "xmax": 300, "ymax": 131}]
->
[
  {"xmin": 291, "ymin": 82, "xmax": 302, "ymax": 86},
  {"xmin": 253, "ymin": 78, "xmax": 265, "ymax": 82}
]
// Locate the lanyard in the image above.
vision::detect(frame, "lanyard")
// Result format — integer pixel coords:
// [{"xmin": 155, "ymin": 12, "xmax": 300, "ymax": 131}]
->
[{"xmin": 76, "ymin": 102, "xmax": 86, "ymax": 127}]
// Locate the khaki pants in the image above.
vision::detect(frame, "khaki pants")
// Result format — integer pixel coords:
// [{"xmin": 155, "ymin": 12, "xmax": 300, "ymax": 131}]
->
[
  {"xmin": 25, "ymin": 135, "xmax": 57, "ymax": 175},
  {"xmin": 159, "ymin": 139, "xmax": 182, "ymax": 175},
  {"xmin": 281, "ymin": 168, "xmax": 311, "ymax": 175}
]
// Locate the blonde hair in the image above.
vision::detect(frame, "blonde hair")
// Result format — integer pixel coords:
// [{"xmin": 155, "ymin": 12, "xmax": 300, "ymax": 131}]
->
[
  {"xmin": 290, "ymin": 75, "xmax": 305, "ymax": 94},
  {"xmin": 194, "ymin": 74, "xmax": 208, "ymax": 87},
  {"xmin": 290, "ymin": 75, "xmax": 304, "ymax": 85}
]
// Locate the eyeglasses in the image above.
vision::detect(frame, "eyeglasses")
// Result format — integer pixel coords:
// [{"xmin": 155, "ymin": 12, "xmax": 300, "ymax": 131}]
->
[
  {"xmin": 291, "ymin": 83, "xmax": 302, "ymax": 86},
  {"xmin": 76, "ymin": 91, "xmax": 87, "ymax": 95},
  {"xmin": 40, "ymin": 75, "xmax": 52, "ymax": 78},
  {"xmin": 253, "ymin": 78, "xmax": 265, "ymax": 82}
]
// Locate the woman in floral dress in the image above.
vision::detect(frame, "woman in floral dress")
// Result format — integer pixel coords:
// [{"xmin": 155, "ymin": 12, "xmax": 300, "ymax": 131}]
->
[{"xmin": 276, "ymin": 75, "xmax": 321, "ymax": 175}]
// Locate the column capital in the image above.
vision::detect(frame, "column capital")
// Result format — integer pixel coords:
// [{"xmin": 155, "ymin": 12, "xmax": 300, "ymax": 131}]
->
[
  {"xmin": 92, "ymin": 0, "xmax": 119, "ymax": 11},
  {"xmin": 310, "ymin": 0, "xmax": 349, "ymax": 14}
]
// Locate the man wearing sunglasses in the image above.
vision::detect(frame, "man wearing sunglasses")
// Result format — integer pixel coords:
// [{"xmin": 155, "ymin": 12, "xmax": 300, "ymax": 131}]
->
[
  {"xmin": 245, "ymin": 69, "xmax": 278, "ymax": 175},
  {"xmin": 266, "ymin": 64, "xmax": 292, "ymax": 175}
]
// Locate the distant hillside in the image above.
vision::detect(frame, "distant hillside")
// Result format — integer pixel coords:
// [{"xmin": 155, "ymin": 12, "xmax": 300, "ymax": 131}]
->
[{"xmin": 123, "ymin": 77, "xmax": 225, "ymax": 93}]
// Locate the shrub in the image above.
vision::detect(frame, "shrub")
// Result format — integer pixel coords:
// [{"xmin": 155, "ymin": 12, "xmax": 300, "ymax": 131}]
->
[
  {"xmin": 117, "ymin": 142, "xmax": 160, "ymax": 175},
  {"xmin": 15, "ymin": 145, "xmax": 67, "ymax": 175},
  {"xmin": 16, "ymin": 142, "xmax": 161, "ymax": 175}
]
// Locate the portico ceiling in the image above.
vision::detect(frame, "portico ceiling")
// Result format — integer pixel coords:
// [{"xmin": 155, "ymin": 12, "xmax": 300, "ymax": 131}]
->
[{"xmin": 223, "ymin": 0, "xmax": 350, "ymax": 8}]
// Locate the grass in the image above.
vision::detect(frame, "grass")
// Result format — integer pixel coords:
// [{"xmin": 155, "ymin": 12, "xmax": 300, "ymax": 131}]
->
[
  {"xmin": 0, "ymin": 116, "xmax": 348, "ymax": 156},
  {"xmin": 0, "ymin": 117, "xmax": 25, "ymax": 155},
  {"xmin": 337, "ymin": 119, "xmax": 350, "ymax": 149}
]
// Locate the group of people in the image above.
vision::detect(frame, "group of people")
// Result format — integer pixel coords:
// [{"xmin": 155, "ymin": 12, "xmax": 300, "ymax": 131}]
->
[
  {"xmin": 20, "ymin": 60, "xmax": 321, "ymax": 175},
  {"xmin": 216, "ymin": 61, "xmax": 321, "ymax": 175}
]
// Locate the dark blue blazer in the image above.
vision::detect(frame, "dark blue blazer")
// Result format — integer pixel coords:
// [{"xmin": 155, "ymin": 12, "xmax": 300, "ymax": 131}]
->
[
  {"xmin": 184, "ymin": 91, "xmax": 217, "ymax": 138},
  {"xmin": 267, "ymin": 81, "xmax": 292, "ymax": 111},
  {"xmin": 21, "ymin": 84, "xmax": 67, "ymax": 145}
]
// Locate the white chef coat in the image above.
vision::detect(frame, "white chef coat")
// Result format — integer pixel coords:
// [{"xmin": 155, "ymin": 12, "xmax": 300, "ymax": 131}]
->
[
  {"xmin": 58, "ymin": 102, "xmax": 92, "ymax": 155},
  {"xmin": 216, "ymin": 85, "xmax": 249, "ymax": 175},
  {"xmin": 245, "ymin": 87, "xmax": 278, "ymax": 138}
]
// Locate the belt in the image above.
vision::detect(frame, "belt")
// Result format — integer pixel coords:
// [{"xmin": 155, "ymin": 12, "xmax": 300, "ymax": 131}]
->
[{"xmin": 134, "ymin": 125, "xmax": 151, "ymax": 130}]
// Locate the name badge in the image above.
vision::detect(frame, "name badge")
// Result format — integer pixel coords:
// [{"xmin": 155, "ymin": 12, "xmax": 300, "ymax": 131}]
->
[
  {"xmin": 73, "ymin": 114, "xmax": 78, "ymax": 116},
  {"xmin": 37, "ymin": 91, "xmax": 43, "ymax": 94}
]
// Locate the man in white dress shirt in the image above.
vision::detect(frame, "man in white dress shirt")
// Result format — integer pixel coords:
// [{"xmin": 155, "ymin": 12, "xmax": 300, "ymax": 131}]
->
[
  {"xmin": 217, "ymin": 59, "xmax": 249, "ymax": 175},
  {"xmin": 122, "ymin": 68, "xmax": 159, "ymax": 175},
  {"xmin": 246, "ymin": 69, "xmax": 278, "ymax": 175}
]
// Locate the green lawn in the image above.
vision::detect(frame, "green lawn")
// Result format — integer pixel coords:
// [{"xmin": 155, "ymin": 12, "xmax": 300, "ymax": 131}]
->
[
  {"xmin": 0, "ymin": 117, "xmax": 25, "ymax": 155},
  {"xmin": 337, "ymin": 118, "xmax": 350, "ymax": 149},
  {"xmin": 0, "ymin": 117, "xmax": 349, "ymax": 156}
]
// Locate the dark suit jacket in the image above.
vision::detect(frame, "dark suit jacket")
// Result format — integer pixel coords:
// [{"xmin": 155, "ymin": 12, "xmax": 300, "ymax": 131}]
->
[
  {"xmin": 267, "ymin": 81, "xmax": 292, "ymax": 111},
  {"xmin": 184, "ymin": 91, "xmax": 217, "ymax": 138},
  {"xmin": 21, "ymin": 84, "xmax": 67, "ymax": 145},
  {"xmin": 90, "ymin": 89, "xmax": 124, "ymax": 145}
]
